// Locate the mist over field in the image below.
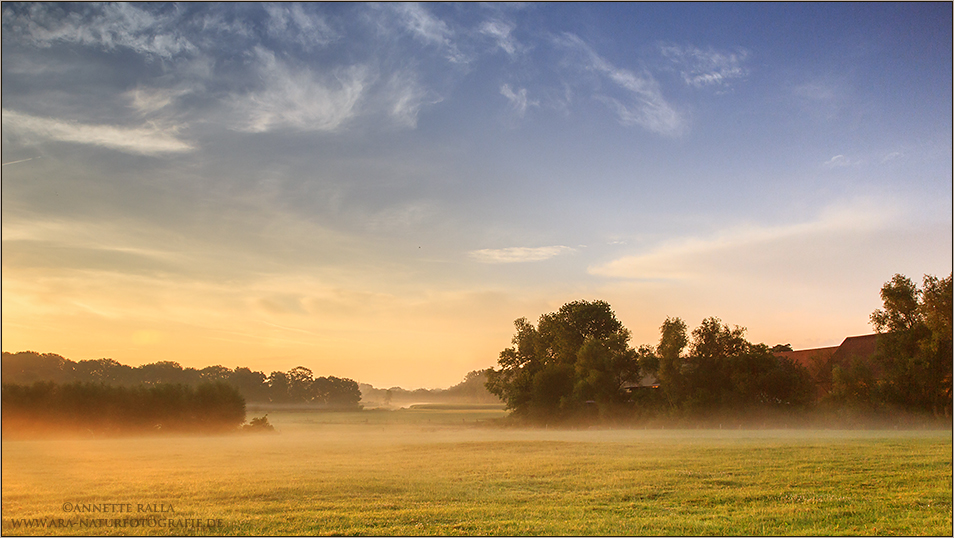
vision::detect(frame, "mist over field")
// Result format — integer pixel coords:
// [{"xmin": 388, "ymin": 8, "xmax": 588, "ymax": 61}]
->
[
  {"xmin": 2, "ymin": 2, "xmax": 951, "ymax": 389},
  {"xmin": 3, "ymin": 408, "xmax": 952, "ymax": 536}
]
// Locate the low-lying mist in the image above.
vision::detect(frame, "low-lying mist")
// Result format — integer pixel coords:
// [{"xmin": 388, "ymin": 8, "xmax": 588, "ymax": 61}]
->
[{"xmin": 4, "ymin": 407, "xmax": 950, "ymax": 536}]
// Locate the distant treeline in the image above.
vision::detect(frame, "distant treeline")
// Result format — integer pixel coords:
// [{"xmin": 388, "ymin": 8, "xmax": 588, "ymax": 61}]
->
[
  {"xmin": 487, "ymin": 273, "xmax": 952, "ymax": 424},
  {"xmin": 360, "ymin": 369, "xmax": 502, "ymax": 407},
  {"xmin": 2, "ymin": 381, "xmax": 245, "ymax": 436},
  {"xmin": 0, "ymin": 353, "xmax": 361, "ymax": 409}
]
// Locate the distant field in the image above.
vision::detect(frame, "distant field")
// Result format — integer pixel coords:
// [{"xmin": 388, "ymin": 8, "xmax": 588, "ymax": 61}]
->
[{"xmin": 2, "ymin": 407, "xmax": 951, "ymax": 536}]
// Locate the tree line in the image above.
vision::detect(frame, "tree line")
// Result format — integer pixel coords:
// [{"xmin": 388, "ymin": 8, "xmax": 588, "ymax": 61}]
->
[
  {"xmin": 1, "ymin": 381, "xmax": 245, "ymax": 436},
  {"xmin": 0, "ymin": 356, "xmax": 361, "ymax": 409},
  {"xmin": 486, "ymin": 273, "xmax": 952, "ymax": 424}
]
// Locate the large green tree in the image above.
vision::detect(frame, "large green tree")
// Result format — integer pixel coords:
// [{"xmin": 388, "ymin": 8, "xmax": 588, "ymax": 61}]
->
[
  {"xmin": 486, "ymin": 300, "xmax": 639, "ymax": 421},
  {"xmin": 870, "ymin": 273, "xmax": 953, "ymax": 415}
]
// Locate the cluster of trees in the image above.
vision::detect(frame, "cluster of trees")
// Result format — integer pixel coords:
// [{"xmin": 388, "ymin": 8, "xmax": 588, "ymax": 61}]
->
[
  {"xmin": 485, "ymin": 300, "xmax": 811, "ymax": 422},
  {"xmin": 263, "ymin": 366, "xmax": 361, "ymax": 408},
  {"xmin": 826, "ymin": 273, "xmax": 952, "ymax": 416},
  {"xmin": 0, "ymin": 355, "xmax": 362, "ymax": 409},
  {"xmin": 642, "ymin": 317, "xmax": 814, "ymax": 415},
  {"xmin": 1, "ymin": 381, "xmax": 245, "ymax": 436},
  {"xmin": 486, "ymin": 273, "xmax": 952, "ymax": 423}
]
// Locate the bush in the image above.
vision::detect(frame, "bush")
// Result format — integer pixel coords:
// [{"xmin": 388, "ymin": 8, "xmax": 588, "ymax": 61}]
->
[
  {"xmin": 242, "ymin": 414, "xmax": 276, "ymax": 433},
  {"xmin": 1, "ymin": 381, "xmax": 246, "ymax": 437}
]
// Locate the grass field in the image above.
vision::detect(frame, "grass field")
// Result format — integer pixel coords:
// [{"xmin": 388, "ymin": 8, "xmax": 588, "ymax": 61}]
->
[{"xmin": 2, "ymin": 407, "xmax": 951, "ymax": 536}]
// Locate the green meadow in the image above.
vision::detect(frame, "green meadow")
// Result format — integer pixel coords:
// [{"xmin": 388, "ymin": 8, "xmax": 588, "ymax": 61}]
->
[{"xmin": 2, "ymin": 407, "xmax": 951, "ymax": 536}]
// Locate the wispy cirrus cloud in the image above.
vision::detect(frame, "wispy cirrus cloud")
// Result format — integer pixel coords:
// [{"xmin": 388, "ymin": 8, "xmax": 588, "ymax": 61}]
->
[
  {"xmin": 263, "ymin": 4, "xmax": 338, "ymax": 50},
  {"xmin": 389, "ymin": 3, "xmax": 469, "ymax": 64},
  {"xmin": 1, "ymin": 108, "xmax": 194, "ymax": 155},
  {"xmin": 3, "ymin": 2, "xmax": 195, "ymax": 59},
  {"xmin": 557, "ymin": 33, "xmax": 684, "ymax": 136},
  {"xmin": 660, "ymin": 43, "xmax": 749, "ymax": 89},
  {"xmin": 479, "ymin": 19, "xmax": 519, "ymax": 56},
  {"xmin": 125, "ymin": 86, "xmax": 193, "ymax": 116},
  {"xmin": 233, "ymin": 48, "xmax": 368, "ymax": 133},
  {"xmin": 469, "ymin": 245, "xmax": 576, "ymax": 264},
  {"xmin": 381, "ymin": 70, "xmax": 441, "ymax": 128},
  {"xmin": 232, "ymin": 49, "xmax": 438, "ymax": 132},
  {"xmin": 823, "ymin": 154, "xmax": 861, "ymax": 168},
  {"xmin": 824, "ymin": 151, "xmax": 905, "ymax": 168},
  {"xmin": 500, "ymin": 84, "xmax": 538, "ymax": 118}
]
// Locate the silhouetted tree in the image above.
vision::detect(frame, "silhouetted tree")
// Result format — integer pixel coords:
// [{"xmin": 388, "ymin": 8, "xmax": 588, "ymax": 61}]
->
[
  {"xmin": 312, "ymin": 376, "xmax": 362, "ymax": 409},
  {"xmin": 1, "ymin": 352, "xmax": 76, "ymax": 383},
  {"xmin": 137, "ymin": 361, "xmax": 198, "ymax": 386},
  {"xmin": 74, "ymin": 358, "xmax": 134, "ymax": 385},
  {"xmin": 486, "ymin": 317, "xmax": 538, "ymax": 417},
  {"xmin": 287, "ymin": 366, "xmax": 315, "ymax": 402},
  {"xmin": 684, "ymin": 317, "xmax": 749, "ymax": 409},
  {"xmin": 655, "ymin": 317, "xmax": 689, "ymax": 409},
  {"xmin": 871, "ymin": 273, "xmax": 953, "ymax": 415},
  {"xmin": 230, "ymin": 367, "xmax": 269, "ymax": 402},
  {"xmin": 267, "ymin": 371, "xmax": 291, "ymax": 403},
  {"xmin": 200, "ymin": 365, "xmax": 233, "ymax": 384},
  {"xmin": 486, "ymin": 300, "xmax": 640, "ymax": 421}
]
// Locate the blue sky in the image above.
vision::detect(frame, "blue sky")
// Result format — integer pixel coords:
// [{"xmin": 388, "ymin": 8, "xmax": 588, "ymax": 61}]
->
[{"xmin": 2, "ymin": 3, "xmax": 951, "ymax": 388}]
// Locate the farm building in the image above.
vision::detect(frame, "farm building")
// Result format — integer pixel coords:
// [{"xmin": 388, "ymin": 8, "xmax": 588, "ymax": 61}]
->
[
  {"xmin": 773, "ymin": 334, "xmax": 879, "ymax": 370},
  {"xmin": 773, "ymin": 334, "xmax": 881, "ymax": 398},
  {"xmin": 622, "ymin": 374, "xmax": 660, "ymax": 393}
]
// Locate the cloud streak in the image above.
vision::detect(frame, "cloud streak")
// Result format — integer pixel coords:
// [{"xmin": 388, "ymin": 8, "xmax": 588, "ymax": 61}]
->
[
  {"xmin": 480, "ymin": 19, "xmax": 519, "ymax": 56},
  {"xmin": 1, "ymin": 157, "xmax": 37, "ymax": 167},
  {"xmin": 263, "ymin": 3, "xmax": 338, "ymax": 50},
  {"xmin": 469, "ymin": 246, "xmax": 576, "ymax": 264},
  {"xmin": 660, "ymin": 44, "xmax": 749, "ymax": 89},
  {"xmin": 589, "ymin": 199, "xmax": 904, "ymax": 282},
  {"xmin": 233, "ymin": 48, "xmax": 368, "ymax": 133},
  {"xmin": 381, "ymin": 71, "xmax": 440, "ymax": 128},
  {"xmin": 500, "ymin": 84, "xmax": 537, "ymax": 118},
  {"xmin": 557, "ymin": 33, "xmax": 684, "ymax": 136},
  {"xmin": 1, "ymin": 109, "xmax": 194, "ymax": 155},
  {"xmin": 823, "ymin": 154, "xmax": 862, "ymax": 168},
  {"xmin": 390, "ymin": 3, "xmax": 469, "ymax": 64},
  {"xmin": 3, "ymin": 2, "xmax": 195, "ymax": 59}
]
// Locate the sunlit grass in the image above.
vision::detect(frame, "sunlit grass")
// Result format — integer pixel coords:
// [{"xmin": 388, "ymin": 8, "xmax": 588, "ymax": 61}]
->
[{"xmin": 2, "ymin": 408, "xmax": 951, "ymax": 536}]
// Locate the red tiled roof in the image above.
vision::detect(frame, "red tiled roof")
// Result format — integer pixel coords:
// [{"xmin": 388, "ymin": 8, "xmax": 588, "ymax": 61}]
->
[
  {"xmin": 774, "ymin": 334, "xmax": 879, "ymax": 370},
  {"xmin": 775, "ymin": 346, "xmax": 838, "ymax": 369},
  {"xmin": 831, "ymin": 334, "xmax": 879, "ymax": 363}
]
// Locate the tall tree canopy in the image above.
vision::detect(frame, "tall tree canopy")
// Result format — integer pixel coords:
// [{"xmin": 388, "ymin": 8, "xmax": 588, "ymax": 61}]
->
[
  {"xmin": 870, "ymin": 273, "xmax": 953, "ymax": 415},
  {"xmin": 485, "ymin": 300, "xmax": 639, "ymax": 421}
]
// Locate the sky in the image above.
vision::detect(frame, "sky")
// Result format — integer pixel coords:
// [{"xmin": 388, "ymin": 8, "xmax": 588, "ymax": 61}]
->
[{"xmin": 2, "ymin": 3, "xmax": 951, "ymax": 389}]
